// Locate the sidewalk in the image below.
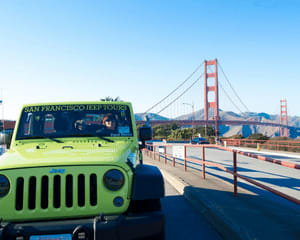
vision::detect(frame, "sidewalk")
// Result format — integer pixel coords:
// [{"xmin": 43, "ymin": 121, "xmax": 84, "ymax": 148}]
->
[{"xmin": 143, "ymin": 154, "xmax": 300, "ymax": 240}]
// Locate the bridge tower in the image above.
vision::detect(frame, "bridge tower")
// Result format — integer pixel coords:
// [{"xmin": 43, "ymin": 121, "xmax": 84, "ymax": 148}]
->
[
  {"xmin": 280, "ymin": 99, "xmax": 288, "ymax": 137},
  {"xmin": 204, "ymin": 59, "xmax": 219, "ymax": 136}
]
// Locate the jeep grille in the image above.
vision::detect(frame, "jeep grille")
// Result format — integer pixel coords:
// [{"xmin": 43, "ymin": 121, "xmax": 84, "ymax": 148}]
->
[{"xmin": 15, "ymin": 174, "xmax": 98, "ymax": 210}]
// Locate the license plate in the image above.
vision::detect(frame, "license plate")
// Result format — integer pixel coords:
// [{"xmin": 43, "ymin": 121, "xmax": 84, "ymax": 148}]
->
[{"xmin": 30, "ymin": 233, "xmax": 72, "ymax": 240}]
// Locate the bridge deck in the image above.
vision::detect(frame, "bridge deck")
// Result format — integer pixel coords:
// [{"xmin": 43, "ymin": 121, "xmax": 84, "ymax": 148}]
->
[{"xmin": 136, "ymin": 120, "xmax": 297, "ymax": 129}]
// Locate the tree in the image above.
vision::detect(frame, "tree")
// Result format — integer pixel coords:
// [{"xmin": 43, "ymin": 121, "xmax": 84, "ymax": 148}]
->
[
  {"xmin": 195, "ymin": 126, "xmax": 215, "ymax": 137},
  {"xmin": 171, "ymin": 122, "xmax": 179, "ymax": 130},
  {"xmin": 230, "ymin": 134, "xmax": 244, "ymax": 139},
  {"xmin": 169, "ymin": 128, "xmax": 193, "ymax": 140},
  {"xmin": 152, "ymin": 123, "xmax": 180, "ymax": 139},
  {"xmin": 247, "ymin": 133, "xmax": 269, "ymax": 141},
  {"xmin": 272, "ymin": 136, "xmax": 290, "ymax": 141},
  {"xmin": 100, "ymin": 96, "xmax": 122, "ymax": 102}
]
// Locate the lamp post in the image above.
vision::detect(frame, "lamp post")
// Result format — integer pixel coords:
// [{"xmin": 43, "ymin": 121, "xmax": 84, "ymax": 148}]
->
[{"xmin": 183, "ymin": 102, "xmax": 195, "ymax": 139}]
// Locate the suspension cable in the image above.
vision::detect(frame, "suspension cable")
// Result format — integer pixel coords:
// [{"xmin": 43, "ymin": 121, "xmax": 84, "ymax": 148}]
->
[
  {"xmin": 156, "ymin": 72, "xmax": 204, "ymax": 115},
  {"xmin": 143, "ymin": 61, "xmax": 204, "ymax": 114},
  {"xmin": 218, "ymin": 61, "xmax": 250, "ymax": 112},
  {"xmin": 207, "ymin": 65, "xmax": 243, "ymax": 114},
  {"xmin": 219, "ymin": 82, "xmax": 243, "ymax": 114}
]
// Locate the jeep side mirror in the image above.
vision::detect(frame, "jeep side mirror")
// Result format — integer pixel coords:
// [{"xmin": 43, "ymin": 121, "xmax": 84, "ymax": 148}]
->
[{"xmin": 138, "ymin": 126, "xmax": 152, "ymax": 149}]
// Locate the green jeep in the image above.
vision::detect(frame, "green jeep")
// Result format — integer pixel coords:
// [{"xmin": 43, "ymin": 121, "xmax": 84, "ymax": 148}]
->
[{"xmin": 0, "ymin": 102, "xmax": 165, "ymax": 240}]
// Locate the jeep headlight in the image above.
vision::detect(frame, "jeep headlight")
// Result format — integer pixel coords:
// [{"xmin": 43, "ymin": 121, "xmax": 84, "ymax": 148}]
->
[
  {"xmin": 103, "ymin": 169, "xmax": 124, "ymax": 191},
  {"xmin": 0, "ymin": 175, "xmax": 10, "ymax": 197}
]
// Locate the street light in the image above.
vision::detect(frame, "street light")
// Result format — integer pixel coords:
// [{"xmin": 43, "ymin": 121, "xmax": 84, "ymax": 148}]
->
[{"xmin": 183, "ymin": 102, "xmax": 195, "ymax": 139}]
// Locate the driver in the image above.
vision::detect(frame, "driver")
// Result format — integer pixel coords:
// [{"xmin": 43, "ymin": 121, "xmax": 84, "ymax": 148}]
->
[{"xmin": 102, "ymin": 114, "xmax": 117, "ymax": 132}]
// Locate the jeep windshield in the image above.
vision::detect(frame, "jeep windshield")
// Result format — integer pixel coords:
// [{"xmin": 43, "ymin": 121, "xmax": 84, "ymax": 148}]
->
[{"xmin": 16, "ymin": 104, "xmax": 134, "ymax": 140}]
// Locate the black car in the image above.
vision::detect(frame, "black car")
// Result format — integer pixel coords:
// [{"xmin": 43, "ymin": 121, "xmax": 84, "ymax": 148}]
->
[{"xmin": 191, "ymin": 137, "xmax": 210, "ymax": 144}]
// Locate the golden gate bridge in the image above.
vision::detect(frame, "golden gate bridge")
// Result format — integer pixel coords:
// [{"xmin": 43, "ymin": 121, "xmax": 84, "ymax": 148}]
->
[{"xmin": 137, "ymin": 59, "xmax": 298, "ymax": 137}]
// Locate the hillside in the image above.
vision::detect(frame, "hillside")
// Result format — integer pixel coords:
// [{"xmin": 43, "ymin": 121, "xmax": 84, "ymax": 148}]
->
[
  {"xmin": 134, "ymin": 113, "xmax": 170, "ymax": 121},
  {"xmin": 135, "ymin": 110, "xmax": 300, "ymax": 138}
]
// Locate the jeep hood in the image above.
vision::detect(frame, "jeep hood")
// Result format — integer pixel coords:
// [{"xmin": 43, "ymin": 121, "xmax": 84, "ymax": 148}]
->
[{"xmin": 0, "ymin": 140, "xmax": 137, "ymax": 170}]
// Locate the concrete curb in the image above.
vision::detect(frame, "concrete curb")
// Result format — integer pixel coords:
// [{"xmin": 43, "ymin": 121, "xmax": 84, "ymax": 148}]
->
[
  {"xmin": 160, "ymin": 169, "xmax": 186, "ymax": 195},
  {"xmin": 160, "ymin": 168, "xmax": 245, "ymax": 240}
]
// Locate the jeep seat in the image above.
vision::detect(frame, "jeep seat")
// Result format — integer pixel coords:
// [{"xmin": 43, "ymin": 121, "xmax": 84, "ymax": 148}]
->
[{"xmin": 54, "ymin": 116, "xmax": 69, "ymax": 133}]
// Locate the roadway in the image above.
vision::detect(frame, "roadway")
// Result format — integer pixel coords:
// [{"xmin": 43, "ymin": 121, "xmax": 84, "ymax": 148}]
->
[
  {"xmin": 146, "ymin": 150, "xmax": 300, "ymax": 240},
  {"xmin": 162, "ymin": 179, "xmax": 222, "ymax": 240},
  {"xmin": 161, "ymin": 145, "xmax": 300, "ymax": 210}
]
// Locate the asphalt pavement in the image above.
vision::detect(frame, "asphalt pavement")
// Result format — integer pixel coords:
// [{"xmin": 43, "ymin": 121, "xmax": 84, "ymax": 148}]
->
[
  {"xmin": 162, "ymin": 180, "xmax": 222, "ymax": 240},
  {"xmin": 144, "ymin": 152, "xmax": 300, "ymax": 240}
]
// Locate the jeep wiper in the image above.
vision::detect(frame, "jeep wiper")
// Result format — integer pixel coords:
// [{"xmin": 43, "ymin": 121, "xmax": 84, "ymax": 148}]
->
[
  {"xmin": 17, "ymin": 136, "xmax": 64, "ymax": 143},
  {"xmin": 68, "ymin": 134, "xmax": 114, "ymax": 143}
]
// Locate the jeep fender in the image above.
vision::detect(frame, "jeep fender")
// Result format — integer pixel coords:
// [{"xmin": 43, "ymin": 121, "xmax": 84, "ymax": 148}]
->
[{"xmin": 132, "ymin": 164, "xmax": 165, "ymax": 200}]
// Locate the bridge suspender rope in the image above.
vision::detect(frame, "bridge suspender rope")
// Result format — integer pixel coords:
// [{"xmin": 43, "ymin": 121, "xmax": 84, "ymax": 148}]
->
[
  {"xmin": 206, "ymin": 62, "xmax": 250, "ymax": 115},
  {"xmin": 217, "ymin": 61, "xmax": 250, "ymax": 113},
  {"xmin": 218, "ymin": 82, "xmax": 244, "ymax": 114},
  {"xmin": 143, "ymin": 61, "xmax": 204, "ymax": 115},
  {"xmin": 156, "ymin": 72, "xmax": 204, "ymax": 115}
]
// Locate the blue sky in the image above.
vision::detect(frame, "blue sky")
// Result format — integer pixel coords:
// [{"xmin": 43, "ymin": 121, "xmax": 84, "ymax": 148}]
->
[{"xmin": 1, "ymin": 0, "xmax": 300, "ymax": 120}]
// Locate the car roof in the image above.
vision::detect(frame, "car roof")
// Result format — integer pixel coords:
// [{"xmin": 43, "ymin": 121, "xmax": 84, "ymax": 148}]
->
[{"xmin": 22, "ymin": 101, "xmax": 131, "ymax": 108}]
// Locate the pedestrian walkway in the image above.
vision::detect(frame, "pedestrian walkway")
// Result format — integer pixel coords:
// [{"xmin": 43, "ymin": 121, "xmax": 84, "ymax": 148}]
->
[
  {"xmin": 230, "ymin": 146, "xmax": 300, "ymax": 159},
  {"xmin": 229, "ymin": 146, "xmax": 300, "ymax": 165},
  {"xmin": 144, "ymin": 154, "xmax": 300, "ymax": 240}
]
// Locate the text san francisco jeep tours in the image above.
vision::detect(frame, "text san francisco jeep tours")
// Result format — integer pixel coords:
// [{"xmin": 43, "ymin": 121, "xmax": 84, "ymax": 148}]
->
[{"xmin": 0, "ymin": 101, "xmax": 165, "ymax": 240}]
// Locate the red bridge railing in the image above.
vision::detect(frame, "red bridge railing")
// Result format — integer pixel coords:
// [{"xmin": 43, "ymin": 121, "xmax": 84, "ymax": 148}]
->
[
  {"xmin": 224, "ymin": 138, "xmax": 300, "ymax": 152},
  {"xmin": 144, "ymin": 143, "xmax": 300, "ymax": 206}
]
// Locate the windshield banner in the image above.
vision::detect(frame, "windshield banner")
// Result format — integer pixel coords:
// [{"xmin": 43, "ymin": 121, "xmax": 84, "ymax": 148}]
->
[{"xmin": 24, "ymin": 104, "xmax": 128, "ymax": 113}]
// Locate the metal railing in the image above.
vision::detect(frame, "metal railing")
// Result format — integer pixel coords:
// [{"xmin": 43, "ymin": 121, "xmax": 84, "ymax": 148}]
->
[
  {"xmin": 144, "ymin": 143, "xmax": 300, "ymax": 206},
  {"xmin": 224, "ymin": 138, "xmax": 300, "ymax": 152}
]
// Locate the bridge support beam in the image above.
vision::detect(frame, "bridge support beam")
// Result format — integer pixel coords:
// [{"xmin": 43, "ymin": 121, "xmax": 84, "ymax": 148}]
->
[
  {"xmin": 204, "ymin": 59, "xmax": 219, "ymax": 136},
  {"xmin": 280, "ymin": 99, "xmax": 288, "ymax": 137}
]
